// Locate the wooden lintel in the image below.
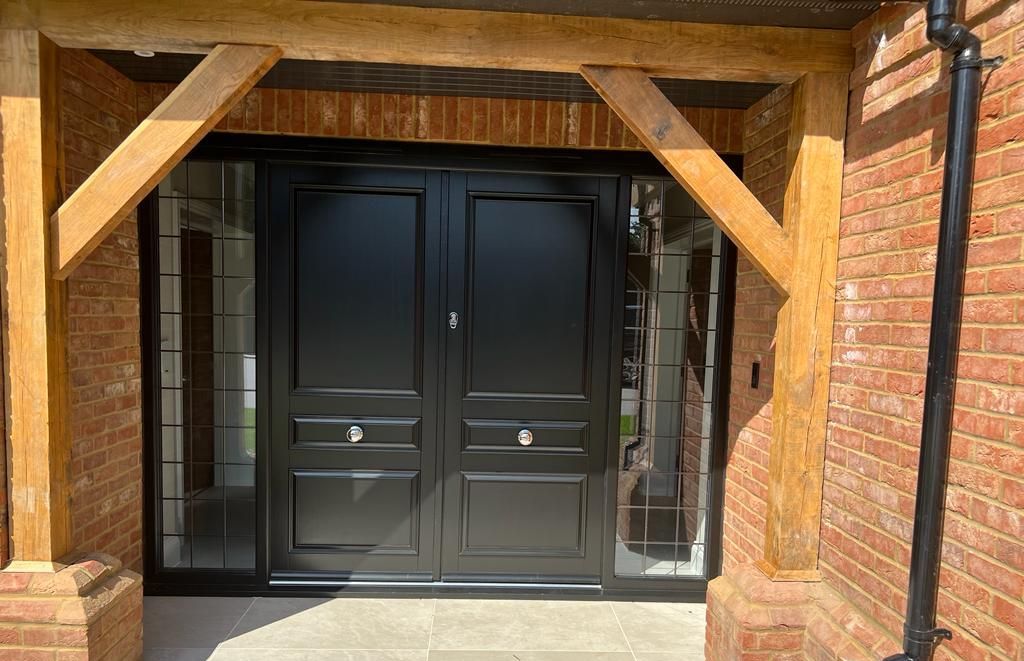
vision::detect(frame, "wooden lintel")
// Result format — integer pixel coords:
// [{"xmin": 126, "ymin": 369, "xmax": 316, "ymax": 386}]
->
[
  {"xmin": 0, "ymin": 29, "xmax": 72, "ymax": 562},
  {"xmin": 10, "ymin": 1, "xmax": 853, "ymax": 83},
  {"xmin": 50, "ymin": 43, "xmax": 281, "ymax": 279},
  {"xmin": 758, "ymin": 72, "xmax": 849, "ymax": 581},
  {"xmin": 580, "ymin": 64, "xmax": 793, "ymax": 296}
]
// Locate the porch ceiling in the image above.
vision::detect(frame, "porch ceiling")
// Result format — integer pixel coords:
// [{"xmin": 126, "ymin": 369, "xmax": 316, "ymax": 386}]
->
[
  {"xmin": 313, "ymin": 0, "xmax": 886, "ymax": 29},
  {"xmin": 90, "ymin": 52, "xmax": 778, "ymax": 109}
]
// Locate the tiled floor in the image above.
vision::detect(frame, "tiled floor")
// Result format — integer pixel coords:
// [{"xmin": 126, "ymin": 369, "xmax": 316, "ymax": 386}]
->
[{"xmin": 143, "ymin": 596, "xmax": 707, "ymax": 660}]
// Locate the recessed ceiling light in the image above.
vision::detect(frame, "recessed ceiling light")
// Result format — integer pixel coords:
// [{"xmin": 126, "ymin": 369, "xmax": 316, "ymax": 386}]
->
[{"xmin": 133, "ymin": 50, "xmax": 155, "ymax": 58}]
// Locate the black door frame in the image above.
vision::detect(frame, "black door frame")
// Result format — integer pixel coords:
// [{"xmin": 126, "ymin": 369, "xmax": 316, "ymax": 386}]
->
[{"xmin": 140, "ymin": 134, "xmax": 737, "ymax": 600}]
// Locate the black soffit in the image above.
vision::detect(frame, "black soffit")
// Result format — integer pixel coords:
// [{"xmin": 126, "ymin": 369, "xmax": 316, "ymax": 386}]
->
[
  {"xmin": 312, "ymin": 0, "xmax": 885, "ymax": 29},
  {"xmin": 90, "ymin": 52, "xmax": 779, "ymax": 110}
]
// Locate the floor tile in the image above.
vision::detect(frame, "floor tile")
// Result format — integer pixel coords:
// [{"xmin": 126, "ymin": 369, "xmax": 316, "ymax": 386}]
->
[
  {"xmin": 221, "ymin": 597, "xmax": 434, "ymax": 650},
  {"xmin": 211, "ymin": 650, "xmax": 429, "ymax": 660},
  {"xmin": 428, "ymin": 652, "xmax": 634, "ymax": 661},
  {"xmin": 612, "ymin": 601, "xmax": 706, "ymax": 653},
  {"xmin": 143, "ymin": 597, "xmax": 254, "ymax": 649},
  {"xmin": 429, "ymin": 599, "xmax": 630, "ymax": 652}
]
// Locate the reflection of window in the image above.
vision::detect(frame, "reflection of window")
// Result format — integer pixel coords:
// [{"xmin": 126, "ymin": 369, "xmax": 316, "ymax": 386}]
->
[
  {"xmin": 156, "ymin": 160, "xmax": 257, "ymax": 570},
  {"xmin": 615, "ymin": 178, "xmax": 723, "ymax": 579}
]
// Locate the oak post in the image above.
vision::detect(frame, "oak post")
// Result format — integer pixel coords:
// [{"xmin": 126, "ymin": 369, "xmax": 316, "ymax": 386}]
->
[
  {"xmin": 757, "ymin": 72, "xmax": 849, "ymax": 580},
  {"xmin": 0, "ymin": 29, "xmax": 72, "ymax": 566}
]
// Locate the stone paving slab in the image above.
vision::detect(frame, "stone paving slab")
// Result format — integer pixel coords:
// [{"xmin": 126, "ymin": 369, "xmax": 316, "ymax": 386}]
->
[{"xmin": 143, "ymin": 596, "xmax": 707, "ymax": 661}]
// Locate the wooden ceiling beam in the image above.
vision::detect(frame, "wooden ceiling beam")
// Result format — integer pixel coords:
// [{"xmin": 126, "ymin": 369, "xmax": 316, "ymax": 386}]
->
[
  {"xmin": 9, "ymin": 0, "xmax": 853, "ymax": 83},
  {"xmin": 50, "ymin": 43, "xmax": 281, "ymax": 279},
  {"xmin": 580, "ymin": 64, "xmax": 793, "ymax": 295}
]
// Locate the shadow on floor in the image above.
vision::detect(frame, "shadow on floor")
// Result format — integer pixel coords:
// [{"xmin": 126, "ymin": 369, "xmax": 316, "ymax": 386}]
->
[{"xmin": 143, "ymin": 595, "xmax": 707, "ymax": 660}]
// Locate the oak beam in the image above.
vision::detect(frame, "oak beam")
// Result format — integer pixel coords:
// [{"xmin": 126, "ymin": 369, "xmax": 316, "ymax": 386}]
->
[
  {"xmin": 581, "ymin": 65, "xmax": 793, "ymax": 295},
  {"xmin": 11, "ymin": 1, "xmax": 853, "ymax": 83},
  {"xmin": 758, "ymin": 72, "xmax": 849, "ymax": 580},
  {"xmin": 50, "ymin": 43, "xmax": 281, "ymax": 279},
  {"xmin": 0, "ymin": 29, "xmax": 72, "ymax": 564}
]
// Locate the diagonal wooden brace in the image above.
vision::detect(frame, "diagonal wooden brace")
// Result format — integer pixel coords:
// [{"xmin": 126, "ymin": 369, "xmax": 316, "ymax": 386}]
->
[
  {"xmin": 50, "ymin": 43, "xmax": 281, "ymax": 279},
  {"xmin": 580, "ymin": 64, "xmax": 793, "ymax": 296}
]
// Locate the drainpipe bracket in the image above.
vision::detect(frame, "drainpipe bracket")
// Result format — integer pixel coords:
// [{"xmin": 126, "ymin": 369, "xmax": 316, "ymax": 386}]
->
[
  {"xmin": 907, "ymin": 625, "xmax": 954, "ymax": 645},
  {"xmin": 950, "ymin": 54, "xmax": 1005, "ymax": 72}
]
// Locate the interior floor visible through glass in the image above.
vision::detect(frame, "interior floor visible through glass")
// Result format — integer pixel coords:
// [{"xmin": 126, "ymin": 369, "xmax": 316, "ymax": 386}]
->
[{"xmin": 615, "ymin": 177, "xmax": 723, "ymax": 579}]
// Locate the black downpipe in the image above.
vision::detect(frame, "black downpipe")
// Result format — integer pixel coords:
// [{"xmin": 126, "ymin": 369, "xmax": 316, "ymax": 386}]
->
[{"xmin": 883, "ymin": 2, "xmax": 1001, "ymax": 661}]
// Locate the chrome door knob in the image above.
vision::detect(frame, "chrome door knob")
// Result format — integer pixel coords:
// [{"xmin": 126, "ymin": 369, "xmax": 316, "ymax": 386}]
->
[
  {"xmin": 347, "ymin": 425, "xmax": 364, "ymax": 443},
  {"xmin": 517, "ymin": 429, "xmax": 533, "ymax": 446}
]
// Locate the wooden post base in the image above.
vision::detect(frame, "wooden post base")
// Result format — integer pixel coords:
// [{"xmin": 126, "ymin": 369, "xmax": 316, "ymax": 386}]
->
[
  {"xmin": 0, "ymin": 553, "xmax": 142, "ymax": 659},
  {"xmin": 754, "ymin": 558, "xmax": 822, "ymax": 583}
]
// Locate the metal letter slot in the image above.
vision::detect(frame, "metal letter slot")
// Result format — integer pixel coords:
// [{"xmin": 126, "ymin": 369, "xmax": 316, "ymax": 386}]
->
[
  {"xmin": 347, "ymin": 425, "xmax": 364, "ymax": 443},
  {"xmin": 517, "ymin": 429, "xmax": 533, "ymax": 446}
]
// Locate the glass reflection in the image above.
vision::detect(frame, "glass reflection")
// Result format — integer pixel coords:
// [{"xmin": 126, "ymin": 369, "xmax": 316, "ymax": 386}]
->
[
  {"xmin": 615, "ymin": 179, "xmax": 723, "ymax": 579},
  {"xmin": 156, "ymin": 160, "xmax": 257, "ymax": 571}
]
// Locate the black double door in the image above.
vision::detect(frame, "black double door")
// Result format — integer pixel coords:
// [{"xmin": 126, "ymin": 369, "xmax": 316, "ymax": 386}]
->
[{"xmin": 269, "ymin": 163, "xmax": 620, "ymax": 583}]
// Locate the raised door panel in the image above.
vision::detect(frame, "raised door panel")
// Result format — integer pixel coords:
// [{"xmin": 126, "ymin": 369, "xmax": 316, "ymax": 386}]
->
[
  {"xmin": 461, "ymin": 473, "xmax": 586, "ymax": 556},
  {"xmin": 466, "ymin": 196, "xmax": 593, "ymax": 399},
  {"xmin": 292, "ymin": 469, "xmax": 419, "ymax": 552},
  {"xmin": 293, "ymin": 188, "xmax": 423, "ymax": 394},
  {"xmin": 463, "ymin": 420, "xmax": 588, "ymax": 454},
  {"xmin": 293, "ymin": 416, "xmax": 420, "ymax": 451}
]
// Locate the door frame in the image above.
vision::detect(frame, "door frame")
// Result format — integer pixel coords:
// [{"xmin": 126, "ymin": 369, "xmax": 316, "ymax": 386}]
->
[{"xmin": 140, "ymin": 133, "xmax": 737, "ymax": 600}]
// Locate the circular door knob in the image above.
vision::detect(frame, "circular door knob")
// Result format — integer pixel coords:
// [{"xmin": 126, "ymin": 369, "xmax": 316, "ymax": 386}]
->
[
  {"xmin": 347, "ymin": 425, "xmax": 364, "ymax": 443},
  {"xmin": 517, "ymin": 429, "xmax": 533, "ymax": 446}
]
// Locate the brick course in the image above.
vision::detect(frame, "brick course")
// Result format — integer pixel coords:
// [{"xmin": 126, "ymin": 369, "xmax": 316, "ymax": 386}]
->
[{"xmin": 137, "ymin": 83, "xmax": 746, "ymax": 154}]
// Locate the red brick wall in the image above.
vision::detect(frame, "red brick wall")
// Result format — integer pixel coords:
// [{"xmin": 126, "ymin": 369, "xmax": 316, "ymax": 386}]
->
[
  {"xmin": 821, "ymin": 3, "xmax": 1024, "ymax": 659},
  {"xmin": 60, "ymin": 49, "xmax": 144, "ymax": 571},
  {"xmin": 720, "ymin": 84, "xmax": 791, "ymax": 571},
  {"xmin": 138, "ymin": 83, "xmax": 746, "ymax": 154}
]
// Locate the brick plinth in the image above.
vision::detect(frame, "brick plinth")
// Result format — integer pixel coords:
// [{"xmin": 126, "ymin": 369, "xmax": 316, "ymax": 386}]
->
[
  {"xmin": 0, "ymin": 553, "xmax": 142, "ymax": 660},
  {"xmin": 707, "ymin": 563, "xmax": 898, "ymax": 661},
  {"xmin": 706, "ymin": 564, "xmax": 812, "ymax": 661}
]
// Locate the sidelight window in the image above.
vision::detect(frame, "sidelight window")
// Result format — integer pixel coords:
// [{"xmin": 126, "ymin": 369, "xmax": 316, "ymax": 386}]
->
[
  {"xmin": 615, "ymin": 178, "xmax": 725, "ymax": 579},
  {"xmin": 154, "ymin": 160, "xmax": 257, "ymax": 571}
]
